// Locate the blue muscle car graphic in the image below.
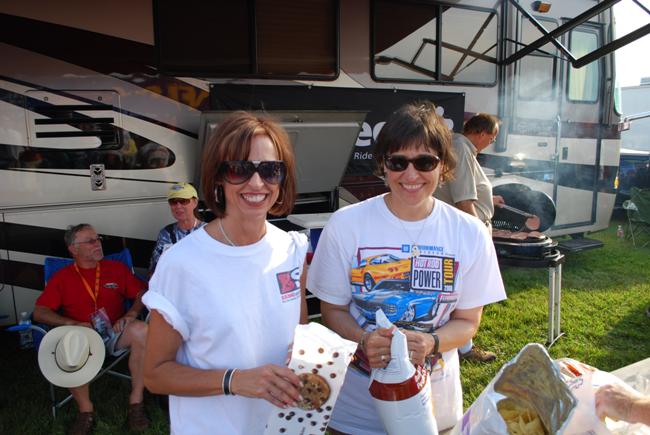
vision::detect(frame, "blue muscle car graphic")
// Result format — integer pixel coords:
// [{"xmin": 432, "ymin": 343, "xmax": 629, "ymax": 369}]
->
[{"xmin": 352, "ymin": 279, "xmax": 438, "ymax": 323}]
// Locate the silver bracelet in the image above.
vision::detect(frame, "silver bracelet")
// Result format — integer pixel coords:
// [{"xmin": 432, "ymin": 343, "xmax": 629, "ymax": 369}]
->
[{"xmin": 228, "ymin": 368, "xmax": 237, "ymax": 396}]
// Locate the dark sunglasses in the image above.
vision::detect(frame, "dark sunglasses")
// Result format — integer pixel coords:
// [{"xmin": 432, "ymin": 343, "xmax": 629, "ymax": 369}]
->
[
  {"xmin": 218, "ymin": 160, "xmax": 286, "ymax": 185},
  {"xmin": 168, "ymin": 198, "xmax": 191, "ymax": 205},
  {"xmin": 384, "ymin": 154, "xmax": 441, "ymax": 172}
]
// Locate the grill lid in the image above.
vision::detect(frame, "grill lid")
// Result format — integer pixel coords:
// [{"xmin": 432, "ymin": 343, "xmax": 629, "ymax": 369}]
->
[{"xmin": 492, "ymin": 184, "xmax": 556, "ymax": 232}]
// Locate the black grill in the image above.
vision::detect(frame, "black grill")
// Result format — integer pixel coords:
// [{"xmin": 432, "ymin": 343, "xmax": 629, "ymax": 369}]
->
[{"xmin": 493, "ymin": 234, "xmax": 557, "ymax": 260}]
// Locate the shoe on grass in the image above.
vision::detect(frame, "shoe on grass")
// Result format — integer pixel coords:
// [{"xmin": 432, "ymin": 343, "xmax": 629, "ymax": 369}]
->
[
  {"xmin": 68, "ymin": 411, "xmax": 95, "ymax": 435},
  {"xmin": 127, "ymin": 402, "xmax": 150, "ymax": 432},
  {"xmin": 459, "ymin": 345, "xmax": 496, "ymax": 363}
]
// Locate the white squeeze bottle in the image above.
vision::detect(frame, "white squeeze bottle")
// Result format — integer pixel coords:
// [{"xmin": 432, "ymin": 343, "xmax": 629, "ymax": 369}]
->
[{"xmin": 369, "ymin": 309, "xmax": 438, "ymax": 435}]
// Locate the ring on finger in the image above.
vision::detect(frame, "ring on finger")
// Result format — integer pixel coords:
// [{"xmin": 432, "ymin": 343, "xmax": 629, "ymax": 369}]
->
[
  {"xmin": 380, "ymin": 355, "xmax": 386, "ymax": 362},
  {"xmin": 409, "ymin": 350, "xmax": 414, "ymax": 359}
]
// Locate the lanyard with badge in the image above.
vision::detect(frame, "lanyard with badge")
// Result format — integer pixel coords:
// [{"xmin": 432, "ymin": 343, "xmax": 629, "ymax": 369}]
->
[{"xmin": 75, "ymin": 263, "xmax": 112, "ymax": 341}]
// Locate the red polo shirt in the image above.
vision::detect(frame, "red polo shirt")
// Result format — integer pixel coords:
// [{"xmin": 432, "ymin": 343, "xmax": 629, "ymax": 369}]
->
[{"xmin": 36, "ymin": 259, "xmax": 145, "ymax": 324}]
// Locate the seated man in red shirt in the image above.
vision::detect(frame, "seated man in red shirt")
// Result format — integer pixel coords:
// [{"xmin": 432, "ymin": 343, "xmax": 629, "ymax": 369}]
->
[{"xmin": 34, "ymin": 223, "xmax": 149, "ymax": 434}]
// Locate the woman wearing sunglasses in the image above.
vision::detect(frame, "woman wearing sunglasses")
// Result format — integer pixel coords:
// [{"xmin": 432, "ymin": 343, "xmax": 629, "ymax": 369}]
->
[
  {"xmin": 148, "ymin": 182, "xmax": 205, "ymax": 276},
  {"xmin": 307, "ymin": 101, "xmax": 506, "ymax": 434},
  {"xmin": 142, "ymin": 111, "xmax": 309, "ymax": 434}
]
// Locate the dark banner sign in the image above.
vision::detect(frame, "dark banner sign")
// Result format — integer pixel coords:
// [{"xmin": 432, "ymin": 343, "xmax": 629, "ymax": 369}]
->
[{"xmin": 211, "ymin": 84, "xmax": 465, "ymax": 177}]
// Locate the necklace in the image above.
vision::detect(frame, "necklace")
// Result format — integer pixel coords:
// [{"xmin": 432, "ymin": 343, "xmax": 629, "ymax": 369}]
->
[
  {"xmin": 218, "ymin": 219, "xmax": 236, "ymax": 247},
  {"xmin": 386, "ymin": 196, "xmax": 432, "ymax": 257}
]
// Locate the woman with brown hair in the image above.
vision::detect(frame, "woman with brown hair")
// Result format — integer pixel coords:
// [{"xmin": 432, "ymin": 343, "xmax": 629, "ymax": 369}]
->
[
  {"xmin": 142, "ymin": 111, "xmax": 309, "ymax": 434},
  {"xmin": 307, "ymin": 101, "xmax": 506, "ymax": 433}
]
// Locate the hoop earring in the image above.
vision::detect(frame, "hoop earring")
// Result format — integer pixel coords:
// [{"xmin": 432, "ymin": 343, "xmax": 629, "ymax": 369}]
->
[
  {"xmin": 214, "ymin": 185, "xmax": 224, "ymax": 204},
  {"xmin": 275, "ymin": 191, "xmax": 284, "ymax": 205}
]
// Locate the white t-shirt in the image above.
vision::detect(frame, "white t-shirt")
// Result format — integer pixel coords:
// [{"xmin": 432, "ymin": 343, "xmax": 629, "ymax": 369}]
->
[
  {"xmin": 435, "ymin": 133, "xmax": 494, "ymax": 223},
  {"xmin": 307, "ymin": 194, "xmax": 506, "ymax": 433},
  {"xmin": 143, "ymin": 223, "xmax": 308, "ymax": 435}
]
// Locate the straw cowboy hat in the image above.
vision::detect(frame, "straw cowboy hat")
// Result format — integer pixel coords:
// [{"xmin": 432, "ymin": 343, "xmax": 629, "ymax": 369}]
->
[{"xmin": 38, "ymin": 326, "xmax": 105, "ymax": 388}]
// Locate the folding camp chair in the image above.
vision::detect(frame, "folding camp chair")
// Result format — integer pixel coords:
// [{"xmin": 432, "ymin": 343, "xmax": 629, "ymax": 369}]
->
[
  {"xmin": 624, "ymin": 187, "xmax": 650, "ymax": 248},
  {"xmin": 39, "ymin": 248, "xmax": 136, "ymax": 417}
]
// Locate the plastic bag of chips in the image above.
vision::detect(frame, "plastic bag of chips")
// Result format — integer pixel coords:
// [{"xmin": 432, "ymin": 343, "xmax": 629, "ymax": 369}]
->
[
  {"xmin": 450, "ymin": 344, "xmax": 649, "ymax": 435},
  {"xmin": 450, "ymin": 343, "xmax": 576, "ymax": 435}
]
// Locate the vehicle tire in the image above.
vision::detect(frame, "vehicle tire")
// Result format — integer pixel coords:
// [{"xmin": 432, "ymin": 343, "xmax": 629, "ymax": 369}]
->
[{"xmin": 364, "ymin": 273, "xmax": 375, "ymax": 291}]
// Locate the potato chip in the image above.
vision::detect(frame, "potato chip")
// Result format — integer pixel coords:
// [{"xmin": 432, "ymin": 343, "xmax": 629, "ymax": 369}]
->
[{"xmin": 497, "ymin": 398, "xmax": 547, "ymax": 435}]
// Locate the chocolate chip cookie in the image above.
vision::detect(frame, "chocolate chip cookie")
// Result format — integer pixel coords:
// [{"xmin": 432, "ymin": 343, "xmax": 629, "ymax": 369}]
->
[{"xmin": 296, "ymin": 373, "xmax": 331, "ymax": 410}]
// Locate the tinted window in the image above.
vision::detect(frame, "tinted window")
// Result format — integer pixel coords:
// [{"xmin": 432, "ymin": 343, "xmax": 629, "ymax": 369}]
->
[
  {"xmin": 568, "ymin": 29, "xmax": 600, "ymax": 102},
  {"xmin": 8, "ymin": 132, "xmax": 175, "ymax": 171},
  {"xmin": 517, "ymin": 18, "xmax": 558, "ymax": 100},
  {"xmin": 155, "ymin": 0, "xmax": 338, "ymax": 78}
]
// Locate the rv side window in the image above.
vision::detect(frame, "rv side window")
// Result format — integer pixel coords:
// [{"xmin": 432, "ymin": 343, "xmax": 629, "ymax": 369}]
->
[
  {"xmin": 154, "ymin": 0, "xmax": 338, "ymax": 79},
  {"xmin": 517, "ymin": 17, "xmax": 558, "ymax": 101},
  {"xmin": 372, "ymin": 0, "xmax": 497, "ymax": 85},
  {"xmin": 20, "ymin": 89, "xmax": 175, "ymax": 170},
  {"xmin": 13, "ymin": 136, "xmax": 175, "ymax": 171},
  {"xmin": 567, "ymin": 29, "xmax": 600, "ymax": 103}
]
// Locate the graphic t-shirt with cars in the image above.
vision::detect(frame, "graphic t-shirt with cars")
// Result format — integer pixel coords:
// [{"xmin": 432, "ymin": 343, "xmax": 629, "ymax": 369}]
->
[
  {"xmin": 350, "ymin": 252, "xmax": 458, "ymax": 329},
  {"xmin": 307, "ymin": 194, "xmax": 506, "ymax": 432}
]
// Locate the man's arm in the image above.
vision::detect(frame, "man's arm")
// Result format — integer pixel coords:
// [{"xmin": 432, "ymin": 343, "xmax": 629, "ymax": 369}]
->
[
  {"xmin": 33, "ymin": 305, "xmax": 91, "ymax": 327},
  {"xmin": 455, "ymin": 199, "xmax": 479, "ymax": 217}
]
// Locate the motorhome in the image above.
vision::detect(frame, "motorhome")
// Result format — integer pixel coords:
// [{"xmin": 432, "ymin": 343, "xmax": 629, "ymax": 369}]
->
[{"xmin": 2, "ymin": 0, "xmax": 648, "ymax": 324}]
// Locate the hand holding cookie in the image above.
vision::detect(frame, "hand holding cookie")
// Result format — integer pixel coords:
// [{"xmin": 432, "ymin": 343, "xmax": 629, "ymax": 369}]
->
[
  {"xmin": 230, "ymin": 364, "xmax": 302, "ymax": 409},
  {"xmin": 264, "ymin": 323, "xmax": 359, "ymax": 435}
]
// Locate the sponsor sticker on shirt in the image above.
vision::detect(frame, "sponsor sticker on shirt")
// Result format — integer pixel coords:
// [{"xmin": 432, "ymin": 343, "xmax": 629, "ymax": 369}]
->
[
  {"xmin": 276, "ymin": 267, "xmax": 301, "ymax": 302},
  {"xmin": 104, "ymin": 282, "xmax": 119, "ymax": 289}
]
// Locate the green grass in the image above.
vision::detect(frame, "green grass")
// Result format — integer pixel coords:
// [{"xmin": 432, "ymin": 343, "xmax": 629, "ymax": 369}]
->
[
  {"xmin": 462, "ymin": 218, "xmax": 650, "ymax": 406},
  {"xmin": 1, "ymin": 218, "xmax": 648, "ymax": 434}
]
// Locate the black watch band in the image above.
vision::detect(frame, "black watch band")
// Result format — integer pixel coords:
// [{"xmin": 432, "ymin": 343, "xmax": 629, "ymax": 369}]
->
[{"xmin": 431, "ymin": 333, "xmax": 440, "ymax": 356}]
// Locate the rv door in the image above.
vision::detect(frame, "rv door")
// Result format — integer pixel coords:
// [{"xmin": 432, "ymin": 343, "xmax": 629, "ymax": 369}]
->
[
  {"xmin": 556, "ymin": 21, "xmax": 605, "ymax": 229},
  {"xmin": 511, "ymin": 16, "xmax": 606, "ymax": 230}
]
